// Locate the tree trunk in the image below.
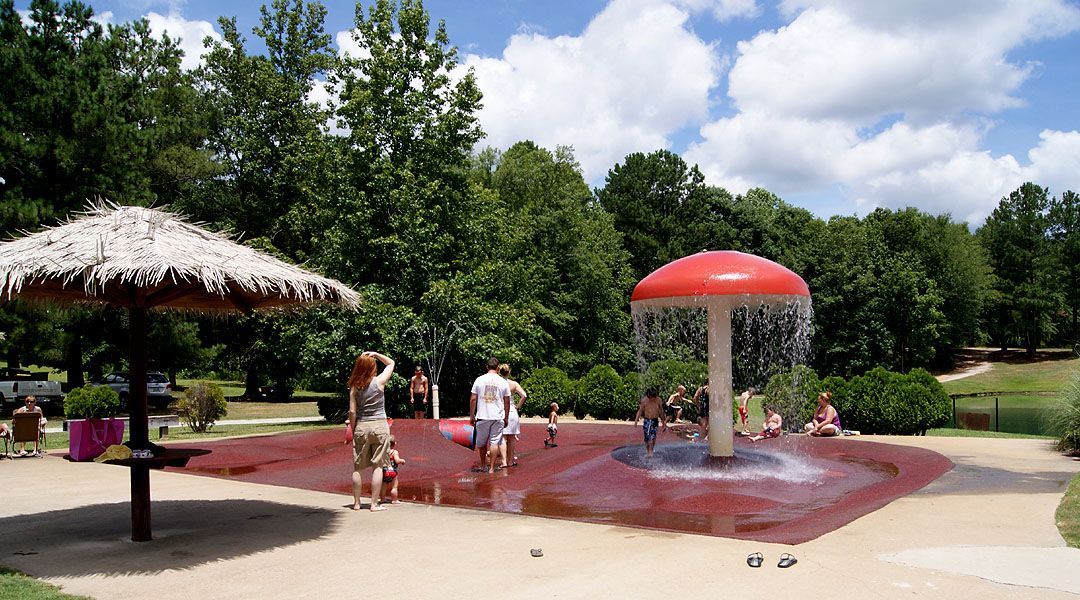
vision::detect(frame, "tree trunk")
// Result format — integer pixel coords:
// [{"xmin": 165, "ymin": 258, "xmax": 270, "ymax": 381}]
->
[
  {"xmin": 65, "ymin": 331, "xmax": 85, "ymax": 388},
  {"xmin": 244, "ymin": 365, "xmax": 261, "ymax": 400}
]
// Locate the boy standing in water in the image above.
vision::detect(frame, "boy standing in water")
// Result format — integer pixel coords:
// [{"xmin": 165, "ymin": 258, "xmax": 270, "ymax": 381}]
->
[
  {"xmin": 634, "ymin": 388, "xmax": 667, "ymax": 458},
  {"xmin": 544, "ymin": 402, "xmax": 559, "ymax": 447},
  {"xmin": 737, "ymin": 388, "xmax": 756, "ymax": 433}
]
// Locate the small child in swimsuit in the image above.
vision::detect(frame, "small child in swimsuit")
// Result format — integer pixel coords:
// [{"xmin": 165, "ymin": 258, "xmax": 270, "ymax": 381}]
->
[
  {"xmin": 544, "ymin": 402, "xmax": 559, "ymax": 448},
  {"xmin": 634, "ymin": 388, "xmax": 667, "ymax": 458},
  {"xmin": 381, "ymin": 436, "xmax": 406, "ymax": 504},
  {"xmin": 749, "ymin": 405, "xmax": 782, "ymax": 442}
]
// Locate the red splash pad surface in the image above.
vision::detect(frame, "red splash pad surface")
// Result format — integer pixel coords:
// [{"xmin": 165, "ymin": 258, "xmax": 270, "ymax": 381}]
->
[{"xmin": 169, "ymin": 421, "xmax": 952, "ymax": 544}]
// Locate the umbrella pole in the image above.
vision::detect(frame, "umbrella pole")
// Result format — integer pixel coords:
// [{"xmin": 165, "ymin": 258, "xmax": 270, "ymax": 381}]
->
[{"xmin": 129, "ymin": 306, "xmax": 152, "ymax": 541}]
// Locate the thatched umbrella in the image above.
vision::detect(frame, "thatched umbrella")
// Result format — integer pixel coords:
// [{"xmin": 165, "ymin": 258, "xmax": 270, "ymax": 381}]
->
[{"xmin": 0, "ymin": 203, "xmax": 360, "ymax": 541}]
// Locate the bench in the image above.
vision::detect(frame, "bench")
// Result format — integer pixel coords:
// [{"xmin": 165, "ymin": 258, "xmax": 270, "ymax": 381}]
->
[{"xmin": 63, "ymin": 415, "xmax": 181, "ymax": 439}]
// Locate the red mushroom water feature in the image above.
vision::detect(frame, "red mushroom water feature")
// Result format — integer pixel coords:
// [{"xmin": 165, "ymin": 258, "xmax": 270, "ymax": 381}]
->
[{"xmin": 631, "ymin": 251, "xmax": 810, "ymax": 457}]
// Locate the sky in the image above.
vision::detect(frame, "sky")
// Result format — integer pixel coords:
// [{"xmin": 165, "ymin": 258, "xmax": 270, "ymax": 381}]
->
[{"xmin": 19, "ymin": 0, "xmax": 1080, "ymax": 226}]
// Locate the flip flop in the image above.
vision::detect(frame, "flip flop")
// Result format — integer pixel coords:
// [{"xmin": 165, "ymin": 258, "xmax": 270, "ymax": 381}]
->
[
  {"xmin": 746, "ymin": 552, "xmax": 763, "ymax": 568},
  {"xmin": 777, "ymin": 553, "xmax": 797, "ymax": 568},
  {"xmin": 530, "ymin": 548, "xmax": 543, "ymax": 557}
]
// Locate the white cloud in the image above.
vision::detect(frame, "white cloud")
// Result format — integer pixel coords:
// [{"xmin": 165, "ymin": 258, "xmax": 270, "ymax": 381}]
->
[
  {"xmin": 685, "ymin": 0, "xmax": 1080, "ymax": 224},
  {"xmin": 460, "ymin": 0, "xmax": 720, "ymax": 180},
  {"xmin": 675, "ymin": 0, "xmax": 761, "ymax": 21},
  {"xmin": 145, "ymin": 11, "xmax": 220, "ymax": 71}
]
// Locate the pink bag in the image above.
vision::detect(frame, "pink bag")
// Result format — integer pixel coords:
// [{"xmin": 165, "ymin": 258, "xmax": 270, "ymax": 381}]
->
[{"xmin": 69, "ymin": 418, "xmax": 126, "ymax": 461}]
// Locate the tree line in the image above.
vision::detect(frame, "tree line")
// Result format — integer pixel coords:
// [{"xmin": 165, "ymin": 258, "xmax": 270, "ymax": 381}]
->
[{"xmin": 1, "ymin": 0, "xmax": 1076, "ymax": 414}]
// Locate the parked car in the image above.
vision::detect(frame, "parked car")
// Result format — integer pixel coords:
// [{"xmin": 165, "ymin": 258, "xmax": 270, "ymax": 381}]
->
[
  {"xmin": 0, "ymin": 367, "xmax": 64, "ymax": 414},
  {"xmin": 97, "ymin": 372, "xmax": 174, "ymax": 410}
]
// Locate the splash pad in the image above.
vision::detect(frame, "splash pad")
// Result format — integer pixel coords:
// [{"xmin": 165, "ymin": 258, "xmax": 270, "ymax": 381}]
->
[{"xmin": 631, "ymin": 251, "xmax": 811, "ymax": 456}]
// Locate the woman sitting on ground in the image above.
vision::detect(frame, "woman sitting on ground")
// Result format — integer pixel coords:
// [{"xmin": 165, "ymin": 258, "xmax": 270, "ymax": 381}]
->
[
  {"xmin": 805, "ymin": 391, "xmax": 841, "ymax": 437},
  {"xmin": 749, "ymin": 405, "xmax": 782, "ymax": 442}
]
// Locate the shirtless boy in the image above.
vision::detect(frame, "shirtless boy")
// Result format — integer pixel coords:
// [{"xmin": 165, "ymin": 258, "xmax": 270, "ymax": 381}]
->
[
  {"xmin": 634, "ymin": 388, "xmax": 667, "ymax": 458},
  {"xmin": 410, "ymin": 366, "xmax": 429, "ymax": 419},
  {"xmin": 749, "ymin": 405, "xmax": 782, "ymax": 442},
  {"xmin": 666, "ymin": 385, "xmax": 686, "ymax": 423}
]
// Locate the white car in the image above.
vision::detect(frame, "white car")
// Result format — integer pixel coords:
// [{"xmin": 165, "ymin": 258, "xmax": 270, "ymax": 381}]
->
[{"xmin": 98, "ymin": 372, "xmax": 174, "ymax": 410}]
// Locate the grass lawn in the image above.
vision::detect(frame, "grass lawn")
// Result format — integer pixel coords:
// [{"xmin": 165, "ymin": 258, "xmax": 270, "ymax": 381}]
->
[
  {"xmin": 1058, "ymin": 472, "xmax": 1080, "ymax": 547},
  {"xmin": 942, "ymin": 356, "xmax": 1079, "ymax": 395},
  {"xmin": 0, "ymin": 567, "xmax": 91, "ymax": 600},
  {"xmin": 220, "ymin": 401, "xmax": 319, "ymax": 420},
  {"xmin": 926, "ymin": 427, "xmax": 1054, "ymax": 439},
  {"xmin": 4, "ymin": 420, "xmax": 333, "ymax": 451}
]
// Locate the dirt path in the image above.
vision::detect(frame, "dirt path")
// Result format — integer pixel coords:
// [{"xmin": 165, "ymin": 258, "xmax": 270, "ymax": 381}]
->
[{"xmin": 936, "ymin": 362, "xmax": 992, "ymax": 382}]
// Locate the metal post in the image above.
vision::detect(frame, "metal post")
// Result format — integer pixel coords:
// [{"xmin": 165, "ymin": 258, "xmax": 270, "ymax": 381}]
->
[
  {"xmin": 952, "ymin": 396, "xmax": 956, "ymax": 428},
  {"xmin": 995, "ymin": 396, "xmax": 999, "ymax": 432},
  {"xmin": 707, "ymin": 299, "xmax": 733, "ymax": 457}
]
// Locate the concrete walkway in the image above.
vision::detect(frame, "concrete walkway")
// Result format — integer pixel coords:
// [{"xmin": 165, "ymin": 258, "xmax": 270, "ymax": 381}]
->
[{"xmin": 1, "ymin": 435, "xmax": 1078, "ymax": 599}]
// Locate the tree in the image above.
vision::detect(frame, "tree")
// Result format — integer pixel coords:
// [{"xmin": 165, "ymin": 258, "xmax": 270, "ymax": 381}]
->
[
  {"xmin": 977, "ymin": 183, "xmax": 1058, "ymax": 355},
  {"xmin": 597, "ymin": 150, "xmax": 734, "ymax": 280},
  {"xmin": 328, "ymin": 0, "xmax": 484, "ymax": 300},
  {"xmin": 1050, "ymin": 190, "xmax": 1080, "ymax": 342}
]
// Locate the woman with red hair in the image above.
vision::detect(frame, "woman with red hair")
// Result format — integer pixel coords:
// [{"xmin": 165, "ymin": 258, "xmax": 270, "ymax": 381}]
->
[{"xmin": 348, "ymin": 350, "xmax": 395, "ymax": 511}]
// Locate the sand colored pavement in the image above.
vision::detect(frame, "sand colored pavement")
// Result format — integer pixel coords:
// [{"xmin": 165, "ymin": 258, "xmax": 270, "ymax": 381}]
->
[{"xmin": 1, "ymin": 435, "xmax": 1079, "ymax": 599}]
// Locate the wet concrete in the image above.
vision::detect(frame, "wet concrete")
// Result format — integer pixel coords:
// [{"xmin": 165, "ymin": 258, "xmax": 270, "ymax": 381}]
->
[{"xmin": 168, "ymin": 420, "xmax": 952, "ymax": 544}]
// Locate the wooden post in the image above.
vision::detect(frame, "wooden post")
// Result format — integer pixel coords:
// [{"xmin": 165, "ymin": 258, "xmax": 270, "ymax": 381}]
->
[{"xmin": 129, "ymin": 305, "xmax": 152, "ymax": 542}]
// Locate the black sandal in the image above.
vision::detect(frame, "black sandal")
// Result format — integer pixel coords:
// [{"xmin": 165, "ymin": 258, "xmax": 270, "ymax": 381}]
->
[
  {"xmin": 746, "ymin": 552, "xmax": 763, "ymax": 568},
  {"xmin": 777, "ymin": 553, "xmax": 797, "ymax": 568}
]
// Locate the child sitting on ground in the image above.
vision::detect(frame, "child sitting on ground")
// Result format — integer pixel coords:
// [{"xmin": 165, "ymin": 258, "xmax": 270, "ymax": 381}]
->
[
  {"xmin": 381, "ymin": 436, "xmax": 406, "ymax": 504},
  {"xmin": 544, "ymin": 402, "xmax": 559, "ymax": 448},
  {"xmin": 749, "ymin": 405, "xmax": 782, "ymax": 442}
]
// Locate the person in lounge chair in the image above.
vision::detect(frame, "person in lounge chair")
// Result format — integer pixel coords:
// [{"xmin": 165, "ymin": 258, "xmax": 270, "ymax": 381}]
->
[{"xmin": 13, "ymin": 395, "xmax": 46, "ymax": 455}]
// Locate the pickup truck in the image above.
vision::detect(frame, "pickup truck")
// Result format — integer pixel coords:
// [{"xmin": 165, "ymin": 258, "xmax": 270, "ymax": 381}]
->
[{"xmin": 0, "ymin": 368, "xmax": 64, "ymax": 414}]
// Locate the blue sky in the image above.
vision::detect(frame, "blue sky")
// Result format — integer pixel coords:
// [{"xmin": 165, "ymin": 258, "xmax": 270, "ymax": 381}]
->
[{"xmin": 20, "ymin": 0, "xmax": 1080, "ymax": 225}]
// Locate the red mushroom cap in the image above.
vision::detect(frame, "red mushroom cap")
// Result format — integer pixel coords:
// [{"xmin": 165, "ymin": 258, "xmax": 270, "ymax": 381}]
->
[{"xmin": 631, "ymin": 251, "xmax": 810, "ymax": 303}]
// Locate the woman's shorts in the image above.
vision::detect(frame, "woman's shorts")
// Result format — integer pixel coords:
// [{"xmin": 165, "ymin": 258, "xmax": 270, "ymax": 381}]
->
[{"xmin": 353, "ymin": 420, "xmax": 392, "ymax": 471}]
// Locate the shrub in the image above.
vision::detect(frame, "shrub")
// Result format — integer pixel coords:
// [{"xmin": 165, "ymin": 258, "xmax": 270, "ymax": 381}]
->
[
  {"xmin": 576, "ymin": 365, "xmax": 624, "ymax": 420},
  {"xmin": 1053, "ymin": 367, "xmax": 1080, "ymax": 453},
  {"xmin": 177, "ymin": 382, "xmax": 227, "ymax": 433},
  {"xmin": 64, "ymin": 385, "xmax": 121, "ymax": 419},
  {"xmin": 318, "ymin": 392, "xmax": 349, "ymax": 423},
  {"xmin": 619, "ymin": 372, "xmax": 644, "ymax": 421},
  {"xmin": 829, "ymin": 367, "xmax": 951, "ymax": 435},
  {"xmin": 643, "ymin": 359, "xmax": 707, "ymax": 401},
  {"xmin": 763, "ymin": 365, "xmax": 821, "ymax": 432},
  {"xmin": 521, "ymin": 367, "xmax": 573, "ymax": 417}
]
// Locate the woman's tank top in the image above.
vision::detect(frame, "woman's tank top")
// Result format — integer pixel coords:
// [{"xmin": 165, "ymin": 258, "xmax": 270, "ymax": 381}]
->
[{"xmin": 357, "ymin": 379, "xmax": 386, "ymax": 421}]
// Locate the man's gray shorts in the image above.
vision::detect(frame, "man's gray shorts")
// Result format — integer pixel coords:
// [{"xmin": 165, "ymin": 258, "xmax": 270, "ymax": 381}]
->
[{"xmin": 474, "ymin": 419, "xmax": 504, "ymax": 448}]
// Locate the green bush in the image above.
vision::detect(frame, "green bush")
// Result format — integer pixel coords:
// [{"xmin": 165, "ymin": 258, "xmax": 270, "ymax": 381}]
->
[
  {"xmin": 643, "ymin": 359, "xmax": 707, "ymax": 401},
  {"xmin": 1053, "ymin": 367, "xmax": 1080, "ymax": 453},
  {"xmin": 318, "ymin": 392, "xmax": 349, "ymax": 423},
  {"xmin": 63, "ymin": 385, "xmax": 121, "ymax": 419},
  {"xmin": 576, "ymin": 365, "xmax": 624, "ymax": 420},
  {"xmin": 763, "ymin": 365, "xmax": 821, "ymax": 432},
  {"xmin": 619, "ymin": 372, "xmax": 644, "ymax": 421},
  {"xmin": 177, "ymin": 381, "xmax": 227, "ymax": 433},
  {"xmin": 521, "ymin": 367, "xmax": 573, "ymax": 417},
  {"xmin": 829, "ymin": 367, "xmax": 951, "ymax": 435}
]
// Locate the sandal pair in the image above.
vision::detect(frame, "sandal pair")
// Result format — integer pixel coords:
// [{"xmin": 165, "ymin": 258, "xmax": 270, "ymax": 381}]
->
[{"xmin": 746, "ymin": 552, "xmax": 797, "ymax": 568}]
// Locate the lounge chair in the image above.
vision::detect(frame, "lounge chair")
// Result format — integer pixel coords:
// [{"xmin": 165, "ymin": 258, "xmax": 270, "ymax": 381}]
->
[{"xmin": 11, "ymin": 412, "xmax": 45, "ymax": 456}]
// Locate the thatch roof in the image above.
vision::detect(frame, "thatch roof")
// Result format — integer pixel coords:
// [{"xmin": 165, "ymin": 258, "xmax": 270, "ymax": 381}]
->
[{"xmin": 0, "ymin": 203, "xmax": 360, "ymax": 311}]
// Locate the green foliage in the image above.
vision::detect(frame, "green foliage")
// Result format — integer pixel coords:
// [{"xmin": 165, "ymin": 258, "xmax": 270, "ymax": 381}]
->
[
  {"xmin": 620, "ymin": 371, "xmax": 644, "ymax": 421},
  {"xmin": 63, "ymin": 385, "xmax": 120, "ymax": 419},
  {"xmin": 828, "ymin": 367, "xmax": 950, "ymax": 435},
  {"xmin": 520, "ymin": 367, "xmax": 573, "ymax": 417},
  {"xmin": 317, "ymin": 392, "xmax": 349, "ymax": 424},
  {"xmin": 1051, "ymin": 368, "xmax": 1080, "ymax": 453},
  {"xmin": 763, "ymin": 365, "xmax": 821, "ymax": 432},
  {"xmin": 178, "ymin": 381, "xmax": 228, "ymax": 433},
  {"xmin": 575, "ymin": 365, "xmax": 624, "ymax": 420},
  {"xmin": 642, "ymin": 359, "xmax": 707, "ymax": 400}
]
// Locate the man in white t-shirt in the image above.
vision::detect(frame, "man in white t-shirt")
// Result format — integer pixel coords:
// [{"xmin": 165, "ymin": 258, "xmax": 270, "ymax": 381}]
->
[{"xmin": 470, "ymin": 356, "xmax": 511, "ymax": 473}]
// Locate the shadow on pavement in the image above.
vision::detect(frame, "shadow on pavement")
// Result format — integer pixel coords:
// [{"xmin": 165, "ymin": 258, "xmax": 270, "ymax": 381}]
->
[{"xmin": 1, "ymin": 499, "xmax": 340, "ymax": 577}]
